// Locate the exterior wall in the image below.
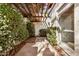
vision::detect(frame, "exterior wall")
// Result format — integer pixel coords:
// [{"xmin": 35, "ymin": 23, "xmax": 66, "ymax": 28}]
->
[
  {"xmin": 59, "ymin": 14, "xmax": 73, "ymax": 30},
  {"xmin": 74, "ymin": 4, "xmax": 79, "ymax": 55},
  {"xmin": 52, "ymin": 4, "xmax": 75, "ymax": 55},
  {"xmin": 33, "ymin": 18, "xmax": 52, "ymax": 36},
  {"xmin": 52, "ymin": 9, "xmax": 74, "ymax": 44},
  {"xmin": 59, "ymin": 14, "xmax": 74, "ymax": 42},
  {"xmin": 33, "ymin": 22, "xmax": 47, "ymax": 36},
  {"xmin": 51, "ymin": 4, "xmax": 74, "ymax": 44}
]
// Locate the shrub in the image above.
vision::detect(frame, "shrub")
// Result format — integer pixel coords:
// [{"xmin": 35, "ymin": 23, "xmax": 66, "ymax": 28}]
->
[
  {"xmin": 47, "ymin": 27, "xmax": 57, "ymax": 46},
  {"xmin": 26, "ymin": 22, "xmax": 35, "ymax": 37},
  {"xmin": 0, "ymin": 4, "xmax": 29, "ymax": 53},
  {"xmin": 39, "ymin": 29, "xmax": 47, "ymax": 37}
]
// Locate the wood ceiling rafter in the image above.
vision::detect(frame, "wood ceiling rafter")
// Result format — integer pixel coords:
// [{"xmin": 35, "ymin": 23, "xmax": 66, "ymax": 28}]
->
[
  {"xmin": 19, "ymin": 3, "xmax": 33, "ymax": 20},
  {"xmin": 29, "ymin": 4, "xmax": 39, "ymax": 21},
  {"xmin": 11, "ymin": 3, "xmax": 56, "ymax": 22},
  {"xmin": 16, "ymin": 4, "xmax": 28, "ymax": 16},
  {"xmin": 42, "ymin": 4, "xmax": 45, "ymax": 21},
  {"xmin": 31, "ymin": 3, "xmax": 38, "ymax": 21},
  {"xmin": 36, "ymin": 3, "xmax": 41, "ymax": 21},
  {"xmin": 24, "ymin": 4, "xmax": 32, "ymax": 16},
  {"xmin": 28, "ymin": 4, "xmax": 35, "ymax": 16},
  {"xmin": 31, "ymin": 3, "xmax": 43, "ymax": 22},
  {"xmin": 31, "ymin": 3, "xmax": 37, "ymax": 16},
  {"xmin": 21, "ymin": 3, "xmax": 33, "ymax": 20},
  {"xmin": 36, "ymin": 3, "xmax": 39, "ymax": 15},
  {"xmin": 12, "ymin": 4, "xmax": 27, "ymax": 17},
  {"xmin": 41, "ymin": 4, "xmax": 44, "ymax": 21},
  {"xmin": 38, "ymin": 4, "xmax": 43, "ymax": 21},
  {"xmin": 21, "ymin": 4, "xmax": 30, "ymax": 15},
  {"xmin": 25, "ymin": 4, "xmax": 34, "ymax": 21},
  {"xmin": 36, "ymin": 3, "xmax": 39, "ymax": 21}
]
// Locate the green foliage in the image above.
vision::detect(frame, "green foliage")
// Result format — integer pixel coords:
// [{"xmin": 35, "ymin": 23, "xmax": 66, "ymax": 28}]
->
[
  {"xmin": 39, "ymin": 29, "xmax": 47, "ymax": 37},
  {"xmin": 47, "ymin": 27, "xmax": 57, "ymax": 46},
  {"xmin": 0, "ymin": 4, "xmax": 29, "ymax": 53},
  {"xmin": 26, "ymin": 22, "xmax": 35, "ymax": 37}
]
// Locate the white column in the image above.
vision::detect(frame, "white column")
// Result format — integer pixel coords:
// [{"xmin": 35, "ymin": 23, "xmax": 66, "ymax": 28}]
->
[{"xmin": 74, "ymin": 4, "xmax": 79, "ymax": 55}]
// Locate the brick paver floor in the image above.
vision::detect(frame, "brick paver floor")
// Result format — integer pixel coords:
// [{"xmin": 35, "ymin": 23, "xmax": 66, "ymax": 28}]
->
[{"xmin": 15, "ymin": 37, "xmax": 67, "ymax": 56}]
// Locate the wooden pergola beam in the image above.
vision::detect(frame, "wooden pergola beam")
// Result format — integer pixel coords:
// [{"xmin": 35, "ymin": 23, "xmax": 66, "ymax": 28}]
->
[
  {"xmin": 21, "ymin": 4, "xmax": 30, "ymax": 14},
  {"xmin": 11, "ymin": 3, "xmax": 56, "ymax": 22},
  {"xmin": 32, "ymin": 3, "xmax": 37, "ymax": 16},
  {"xmin": 12, "ymin": 4, "xmax": 28, "ymax": 17}
]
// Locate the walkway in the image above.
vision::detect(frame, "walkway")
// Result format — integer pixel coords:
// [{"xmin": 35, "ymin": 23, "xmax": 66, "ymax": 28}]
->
[{"xmin": 15, "ymin": 37, "xmax": 67, "ymax": 56}]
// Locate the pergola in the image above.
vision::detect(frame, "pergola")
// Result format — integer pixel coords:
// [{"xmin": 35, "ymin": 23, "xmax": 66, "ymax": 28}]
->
[{"xmin": 10, "ymin": 3, "xmax": 55, "ymax": 22}]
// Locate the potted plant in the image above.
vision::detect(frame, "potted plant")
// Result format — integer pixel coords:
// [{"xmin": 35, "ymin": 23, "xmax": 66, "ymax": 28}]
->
[{"xmin": 47, "ymin": 27, "xmax": 58, "ymax": 46}]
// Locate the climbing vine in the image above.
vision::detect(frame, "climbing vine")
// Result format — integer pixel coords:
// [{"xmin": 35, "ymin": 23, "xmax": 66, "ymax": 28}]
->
[
  {"xmin": 0, "ymin": 4, "xmax": 29, "ymax": 53},
  {"xmin": 26, "ymin": 22, "xmax": 35, "ymax": 37}
]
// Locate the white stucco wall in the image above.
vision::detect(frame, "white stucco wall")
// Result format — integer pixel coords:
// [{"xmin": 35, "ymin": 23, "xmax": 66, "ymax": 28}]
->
[
  {"xmin": 52, "ymin": 13, "xmax": 74, "ymax": 44},
  {"xmin": 59, "ymin": 14, "xmax": 74, "ymax": 42},
  {"xmin": 33, "ymin": 22, "xmax": 47, "ymax": 36},
  {"xmin": 59, "ymin": 15, "xmax": 74, "ymax": 30},
  {"xmin": 74, "ymin": 4, "xmax": 79, "ymax": 55},
  {"xmin": 33, "ymin": 18, "xmax": 52, "ymax": 36}
]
